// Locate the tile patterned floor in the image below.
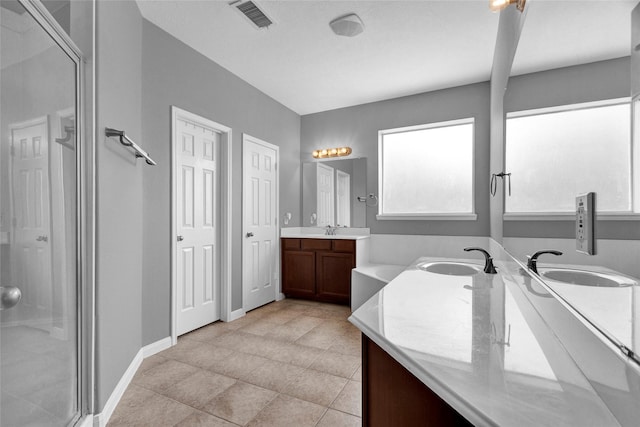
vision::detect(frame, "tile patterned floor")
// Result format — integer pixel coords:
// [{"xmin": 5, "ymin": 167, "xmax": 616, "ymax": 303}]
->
[{"xmin": 108, "ymin": 299, "xmax": 362, "ymax": 426}]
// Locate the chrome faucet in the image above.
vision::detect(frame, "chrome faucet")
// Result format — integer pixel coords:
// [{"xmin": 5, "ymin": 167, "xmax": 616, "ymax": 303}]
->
[
  {"xmin": 463, "ymin": 247, "xmax": 497, "ymax": 274},
  {"xmin": 325, "ymin": 225, "xmax": 337, "ymax": 236},
  {"xmin": 526, "ymin": 250, "xmax": 563, "ymax": 274}
]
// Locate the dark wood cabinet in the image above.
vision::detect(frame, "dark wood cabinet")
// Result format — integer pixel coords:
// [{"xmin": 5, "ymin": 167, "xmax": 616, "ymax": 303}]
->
[
  {"xmin": 281, "ymin": 238, "xmax": 355, "ymax": 305},
  {"xmin": 362, "ymin": 335, "xmax": 472, "ymax": 427}
]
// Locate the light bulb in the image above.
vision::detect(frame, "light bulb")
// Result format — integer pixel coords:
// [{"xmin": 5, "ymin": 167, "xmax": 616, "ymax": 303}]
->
[
  {"xmin": 489, "ymin": 0, "xmax": 510, "ymax": 12},
  {"xmin": 312, "ymin": 150, "xmax": 319, "ymax": 158},
  {"xmin": 320, "ymin": 149, "xmax": 328, "ymax": 156},
  {"xmin": 330, "ymin": 148, "xmax": 338, "ymax": 156}
]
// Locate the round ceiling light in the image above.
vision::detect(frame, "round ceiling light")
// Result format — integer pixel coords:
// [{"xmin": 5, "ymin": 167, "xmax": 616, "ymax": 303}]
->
[{"xmin": 329, "ymin": 13, "xmax": 364, "ymax": 37}]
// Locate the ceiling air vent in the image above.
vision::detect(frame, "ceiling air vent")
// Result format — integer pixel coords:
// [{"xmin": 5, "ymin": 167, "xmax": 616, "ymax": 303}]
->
[{"xmin": 230, "ymin": 0, "xmax": 274, "ymax": 30}]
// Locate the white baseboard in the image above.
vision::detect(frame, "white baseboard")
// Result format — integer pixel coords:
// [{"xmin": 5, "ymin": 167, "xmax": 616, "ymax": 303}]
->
[
  {"xmin": 142, "ymin": 336, "xmax": 172, "ymax": 358},
  {"xmin": 276, "ymin": 292, "xmax": 285, "ymax": 301},
  {"xmin": 94, "ymin": 349, "xmax": 143, "ymax": 427},
  {"xmin": 93, "ymin": 337, "xmax": 172, "ymax": 426},
  {"xmin": 77, "ymin": 414, "xmax": 93, "ymax": 427},
  {"xmin": 228, "ymin": 308, "xmax": 245, "ymax": 322}
]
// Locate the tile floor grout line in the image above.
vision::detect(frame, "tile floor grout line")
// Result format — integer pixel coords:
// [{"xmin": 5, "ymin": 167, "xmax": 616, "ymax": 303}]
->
[
  {"xmin": 313, "ymin": 406, "xmax": 331, "ymax": 427},
  {"xmin": 111, "ymin": 299, "xmax": 362, "ymax": 426}
]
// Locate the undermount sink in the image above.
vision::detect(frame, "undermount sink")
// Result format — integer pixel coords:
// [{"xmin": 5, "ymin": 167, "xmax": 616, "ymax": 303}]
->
[
  {"xmin": 417, "ymin": 262, "xmax": 481, "ymax": 276},
  {"xmin": 540, "ymin": 269, "xmax": 634, "ymax": 288}
]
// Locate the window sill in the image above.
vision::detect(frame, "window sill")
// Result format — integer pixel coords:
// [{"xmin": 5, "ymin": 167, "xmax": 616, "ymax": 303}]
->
[
  {"xmin": 503, "ymin": 213, "xmax": 640, "ymax": 221},
  {"xmin": 376, "ymin": 214, "xmax": 478, "ymax": 221}
]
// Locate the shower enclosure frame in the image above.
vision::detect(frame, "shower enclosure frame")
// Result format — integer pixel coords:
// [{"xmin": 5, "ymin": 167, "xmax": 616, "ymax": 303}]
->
[{"xmin": 10, "ymin": 0, "xmax": 96, "ymax": 425}]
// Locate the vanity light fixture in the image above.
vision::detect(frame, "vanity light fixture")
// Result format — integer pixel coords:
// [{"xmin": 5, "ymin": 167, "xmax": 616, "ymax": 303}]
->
[
  {"xmin": 489, "ymin": 0, "xmax": 526, "ymax": 12},
  {"xmin": 312, "ymin": 146, "xmax": 352, "ymax": 159}
]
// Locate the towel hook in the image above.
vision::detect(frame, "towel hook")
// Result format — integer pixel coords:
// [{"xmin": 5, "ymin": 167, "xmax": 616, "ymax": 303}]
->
[{"xmin": 490, "ymin": 172, "xmax": 511, "ymax": 197}]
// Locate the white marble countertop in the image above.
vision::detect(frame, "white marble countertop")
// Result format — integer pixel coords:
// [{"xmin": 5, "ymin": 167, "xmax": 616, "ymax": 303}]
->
[
  {"xmin": 281, "ymin": 227, "xmax": 370, "ymax": 240},
  {"xmin": 349, "ymin": 256, "xmax": 622, "ymax": 426},
  {"xmin": 281, "ymin": 234, "xmax": 370, "ymax": 240}
]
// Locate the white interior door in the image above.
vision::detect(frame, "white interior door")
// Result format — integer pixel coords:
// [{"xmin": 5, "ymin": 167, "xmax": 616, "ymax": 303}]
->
[
  {"xmin": 317, "ymin": 163, "xmax": 334, "ymax": 227},
  {"xmin": 336, "ymin": 170, "xmax": 351, "ymax": 227},
  {"xmin": 243, "ymin": 134, "xmax": 278, "ymax": 312},
  {"xmin": 10, "ymin": 117, "xmax": 52, "ymax": 329},
  {"xmin": 175, "ymin": 118, "xmax": 221, "ymax": 335}
]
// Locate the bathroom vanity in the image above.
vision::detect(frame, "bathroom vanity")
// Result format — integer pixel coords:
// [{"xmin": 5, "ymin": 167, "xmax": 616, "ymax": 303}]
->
[
  {"xmin": 350, "ymin": 255, "xmax": 638, "ymax": 426},
  {"xmin": 281, "ymin": 236, "xmax": 363, "ymax": 304}
]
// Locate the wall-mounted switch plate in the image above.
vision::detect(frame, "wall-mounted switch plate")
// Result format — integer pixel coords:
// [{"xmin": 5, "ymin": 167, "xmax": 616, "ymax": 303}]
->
[{"xmin": 576, "ymin": 192, "xmax": 596, "ymax": 255}]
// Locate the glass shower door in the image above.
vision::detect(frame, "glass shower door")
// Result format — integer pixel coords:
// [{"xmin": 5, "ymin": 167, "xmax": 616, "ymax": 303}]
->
[{"xmin": 1, "ymin": 0, "xmax": 81, "ymax": 425}]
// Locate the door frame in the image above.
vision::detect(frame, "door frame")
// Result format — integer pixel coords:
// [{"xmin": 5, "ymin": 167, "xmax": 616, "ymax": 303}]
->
[
  {"xmin": 242, "ymin": 134, "xmax": 281, "ymax": 311},
  {"xmin": 171, "ymin": 106, "xmax": 233, "ymax": 344}
]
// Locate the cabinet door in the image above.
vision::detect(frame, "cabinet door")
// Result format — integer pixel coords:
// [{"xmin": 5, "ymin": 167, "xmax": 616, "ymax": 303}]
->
[
  {"xmin": 316, "ymin": 251, "xmax": 354, "ymax": 304},
  {"xmin": 282, "ymin": 250, "xmax": 316, "ymax": 298}
]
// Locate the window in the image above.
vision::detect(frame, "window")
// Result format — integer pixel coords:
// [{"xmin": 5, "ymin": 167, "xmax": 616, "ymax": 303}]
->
[
  {"xmin": 378, "ymin": 118, "xmax": 475, "ymax": 220},
  {"xmin": 505, "ymin": 99, "xmax": 633, "ymax": 215}
]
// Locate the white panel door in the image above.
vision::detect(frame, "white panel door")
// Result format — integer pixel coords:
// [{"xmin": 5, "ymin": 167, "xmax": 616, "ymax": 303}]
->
[
  {"xmin": 11, "ymin": 118, "xmax": 52, "ymax": 329},
  {"xmin": 176, "ymin": 119, "xmax": 220, "ymax": 335},
  {"xmin": 243, "ymin": 135, "xmax": 278, "ymax": 312},
  {"xmin": 317, "ymin": 163, "xmax": 334, "ymax": 227},
  {"xmin": 336, "ymin": 170, "xmax": 351, "ymax": 227}
]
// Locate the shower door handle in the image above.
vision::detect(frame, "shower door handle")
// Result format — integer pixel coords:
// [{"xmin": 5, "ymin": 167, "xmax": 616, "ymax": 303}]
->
[{"xmin": 0, "ymin": 286, "xmax": 22, "ymax": 310}]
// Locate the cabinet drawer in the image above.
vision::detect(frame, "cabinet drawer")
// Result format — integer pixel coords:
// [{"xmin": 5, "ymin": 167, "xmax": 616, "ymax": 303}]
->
[
  {"xmin": 332, "ymin": 239, "xmax": 355, "ymax": 253},
  {"xmin": 301, "ymin": 239, "xmax": 332, "ymax": 251},
  {"xmin": 282, "ymin": 238, "xmax": 301, "ymax": 250}
]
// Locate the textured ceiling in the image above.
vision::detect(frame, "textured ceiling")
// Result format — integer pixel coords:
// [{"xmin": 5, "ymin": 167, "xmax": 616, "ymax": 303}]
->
[
  {"xmin": 511, "ymin": 0, "xmax": 637, "ymax": 76},
  {"xmin": 137, "ymin": 0, "xmax": 636, "ymax": 115}
]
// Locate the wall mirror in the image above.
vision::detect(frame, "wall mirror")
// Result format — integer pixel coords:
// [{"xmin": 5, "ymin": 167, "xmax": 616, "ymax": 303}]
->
[
  {"xmin": 500, "ymin": 1, "xmax": 640, "ymax": 360},
  {"xmin": 302, "ymin": 158, "xmax": 367, "ymax": 228}
]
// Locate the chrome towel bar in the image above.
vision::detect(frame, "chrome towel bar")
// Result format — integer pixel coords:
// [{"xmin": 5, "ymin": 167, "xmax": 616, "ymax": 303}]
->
[{"xmin": 105, "ymin": 127, "xmax": 156, "ymax": 166}]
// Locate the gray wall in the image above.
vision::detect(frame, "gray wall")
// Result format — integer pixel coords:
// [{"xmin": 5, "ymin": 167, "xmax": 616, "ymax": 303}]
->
[
  {"xmin": 95, "ymin": 0, "xmax": 143, "ymax": 411},
  {"xmin": 300, "ymin": 82, "xmax": 491, "ymax": 236},
  {"xmin": 141, "ymin": 20, "xmax": 301, "ymax": 344},
  {"xmin": 503, "ymin": 57, "xmax": 636, "ymax": 239}
]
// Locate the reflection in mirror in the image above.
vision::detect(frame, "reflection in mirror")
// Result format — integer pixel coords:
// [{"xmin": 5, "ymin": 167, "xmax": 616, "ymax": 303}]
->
[
  {"xmin": 302, "ymin": 158, "xmax": 366, "ymax": 228},
  {"xmin": 1, "ymin": 1, "xmax": 79, "ymax": 424},
  {"xmin": 500, "ymin": 1, "xmax": 640, "ymax": 361},
  {"xmin": 379, "ymin": 266, "xmax": 575, "ymax": 399}
]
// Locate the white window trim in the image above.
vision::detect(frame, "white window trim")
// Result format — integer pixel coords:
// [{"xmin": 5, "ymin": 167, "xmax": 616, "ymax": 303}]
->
[
  {"xmin": 378, "ymin": 117, "xmax": 476, "ymax": 220},
  {"xmin": 505, "ymin": 98, "xmax": 634, "ymax": 217},
  {"xmin": 377, "ymin": 214, "xmax": 478, "ymax": 221},
  {"xmin": 503, "ymin": 212, "xmax": 640, "ymax": 221}
]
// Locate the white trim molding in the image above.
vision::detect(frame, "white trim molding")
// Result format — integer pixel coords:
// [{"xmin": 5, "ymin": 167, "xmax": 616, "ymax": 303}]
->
[
  {"xmin": 93, "ymin": 349, "xmax": 143, "ymax": 427},
  {"xmin": 142, "ymin": 337, "xmax": 172, "ymax": 358},
  {"xmin": 376, "ymin": 214, "xmax": 478, "ymax": 221},
  {"xmin": 78, "ymin": 415, "xmax": 94, "ymax": 427},
  {"xmin": 229, "ymin": 308, "xmax": 246, "ymax": 322},
  {"xmin": 93, "ymin": 337, "xmax": 172, "ymax": 427},
  {"xmin": 503, "ymin": 212, "xmax": 640, "ymax": 221},
  {"xmin": 170, "ymin": 106, "xmax": 233, "ymax": 345}
]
